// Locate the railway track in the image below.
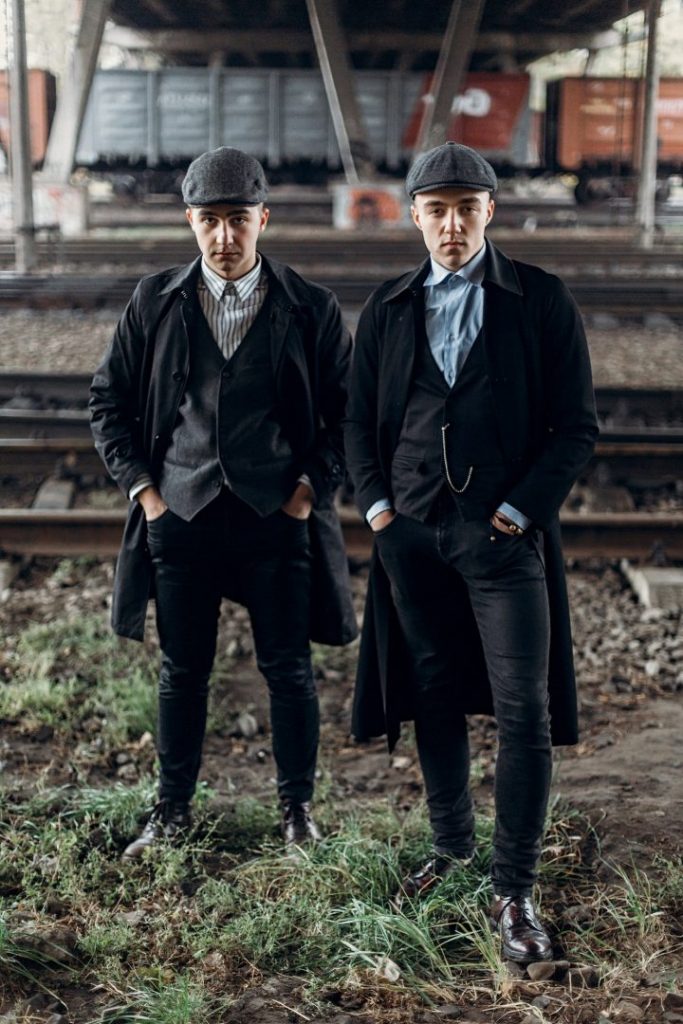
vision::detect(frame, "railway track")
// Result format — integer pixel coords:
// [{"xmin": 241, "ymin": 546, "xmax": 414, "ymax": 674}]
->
[
  {"xmin": 1, "ymin": 378, "xmax": 682, "ymax": 482},
  {"xmin": 2, "ymin": 374, "xmax": 681, "ymax": 423},
  {"xmin": 1, "ymin": 432, "xmax": 680, "ymax": 487},
  {"xmin": 1, "ymin": 375, "xmax": 681, "ymax": 560},
  {"xmin": 1, "ymin": 271, "xmax": 682, "ymax": 315},
  {"xmin": 1, "ymin": 234, "xmax": 683, "ymax": 271},
  {"xmin": 0, "ymin": 507, "xmax": 682, "ymax": 561}
]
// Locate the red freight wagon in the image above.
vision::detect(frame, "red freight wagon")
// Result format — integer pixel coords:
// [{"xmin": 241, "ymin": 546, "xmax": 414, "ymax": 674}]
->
[
  {"xmin": 549, "ymin": 76, "xmax": 683, "ymax": 172},
  {"xmin": 403, "ymin": 72, "xmax": 539, "ymax": 167},
  {"xmin": 0, "ymin": 68, "xmax": 56, "ymax": 166}
]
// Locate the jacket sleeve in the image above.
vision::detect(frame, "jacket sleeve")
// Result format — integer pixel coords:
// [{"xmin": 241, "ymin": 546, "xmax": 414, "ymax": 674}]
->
[
  {"xmin": 503, "ymin": 277, "xmax": 599, "ymax": 529},
  {"xmin": 301, "ymin": 292, "xmax": 353, "ymax": 500},
  {"xmin": 344, "ymin": 295, "xmax": 391, "ymax": 519},
  {"xmin": 89, "ymin": 285, "xmax": 154, "ymax": 498}
]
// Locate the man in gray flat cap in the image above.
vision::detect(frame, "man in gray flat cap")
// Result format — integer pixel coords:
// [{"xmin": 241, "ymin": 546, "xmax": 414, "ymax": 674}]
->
[
  {"xmin": 90, "ymin": 147, "xmax": 356, "ymax": 857},
  {"xmin": 346, "ymin": 142, "xmax": 597, "ymax": 962}
]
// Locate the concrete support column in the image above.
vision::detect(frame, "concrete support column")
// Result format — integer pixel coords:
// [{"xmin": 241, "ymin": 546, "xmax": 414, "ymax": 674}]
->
[
  {"xmin": 43, "ymin": 0, "xmax": 112, "ymax": 183},
  {"xmin": 636, "ymin": 0, "xmax": 662, "ymax": 249},
  {"xmin": 305, "ymin": 0, "xmax": 374, "ymax": 183},
  {"xmin": 414, "ymin": 0, "xmax": 486, "ymax": 155},
  {"xmin": 9, "ymin": 0, "xmax": 36, "ymax": 272}
]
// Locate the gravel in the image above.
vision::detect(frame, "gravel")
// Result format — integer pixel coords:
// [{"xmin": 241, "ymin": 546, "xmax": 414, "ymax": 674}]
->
[{"xmin": 0, "ymin": 310, "xmax": 681, "ymax": 387}]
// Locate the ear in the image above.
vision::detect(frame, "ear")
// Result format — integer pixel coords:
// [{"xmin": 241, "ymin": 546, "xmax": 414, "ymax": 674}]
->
[
  {"xmin": 485, "ymin": 199, "xmax": 495, "ymax": 226},
  {"xmin": 410, "ymin": 204, "xmax": 422, "ymax": 231},
  {"xmin": 185, "ymin": 208, "xmax": 194, "ymax": 228},
  {"xmin": 259, "ymin": 206, "xmax": 270, "ymax": 232}
]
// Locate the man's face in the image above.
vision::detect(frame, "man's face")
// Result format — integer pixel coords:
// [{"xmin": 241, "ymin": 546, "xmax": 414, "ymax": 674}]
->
[
  {"xmin": 411, "ymin": 187, "xmax": 495, "ymax": 271},
  {"xmin": 186, "ymin": 203, "xmax": 269, "ymax": 280}
]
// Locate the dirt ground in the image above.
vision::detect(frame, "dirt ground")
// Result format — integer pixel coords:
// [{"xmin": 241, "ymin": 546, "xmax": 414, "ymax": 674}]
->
[{"xmin": 554, "ymin": 698, "xmax": 683, "ymax": 869}]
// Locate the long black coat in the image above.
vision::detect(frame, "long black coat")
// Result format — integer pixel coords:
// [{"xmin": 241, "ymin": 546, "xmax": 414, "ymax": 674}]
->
[
  {"xmin": 90, "ymin": 254, "xmax": 357, "ymax": 647},
  {"xmin": 345, "ymin": 240, "xmax": 599, "ymax": 749}
]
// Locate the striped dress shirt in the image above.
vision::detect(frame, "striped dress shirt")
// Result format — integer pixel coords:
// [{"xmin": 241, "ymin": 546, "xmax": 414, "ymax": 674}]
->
[{"xmin": 198, "ymin": 255, "xmax": 268, "ymax": 359}]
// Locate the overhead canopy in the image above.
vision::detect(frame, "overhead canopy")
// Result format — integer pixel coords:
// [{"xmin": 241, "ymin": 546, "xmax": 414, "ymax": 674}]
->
[{"xmin": 105, "ymin": 0, "xmax": 648, "ymax": 70}]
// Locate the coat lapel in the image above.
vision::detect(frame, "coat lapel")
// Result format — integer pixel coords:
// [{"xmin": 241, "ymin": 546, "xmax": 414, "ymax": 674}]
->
[
  {"xmin": 481, "ymin": 242, "xmax": 528, "ymax": 461},
  {"xmin": 380, "ymin": 260, "xmax": 430, "ymax": 449}
]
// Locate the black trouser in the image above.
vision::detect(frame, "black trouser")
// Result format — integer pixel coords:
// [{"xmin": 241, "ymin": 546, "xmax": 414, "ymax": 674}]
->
[
  {"xmin": 376, "ymin": 493, "xmax": 552, "ymax": 896},
  {"xmin": 146, "ymin": 489, "xmax": 317, "ymax": 806}
]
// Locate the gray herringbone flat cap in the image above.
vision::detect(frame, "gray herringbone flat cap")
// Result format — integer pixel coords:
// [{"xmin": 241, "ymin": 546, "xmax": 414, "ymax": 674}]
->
[
  {"xmin": 406, "ymin": 142, "xmax": 497, "ymax": 198},
  {"xmin": 182, "ymin": 147, "xmax": 268, "ymax": 206}
]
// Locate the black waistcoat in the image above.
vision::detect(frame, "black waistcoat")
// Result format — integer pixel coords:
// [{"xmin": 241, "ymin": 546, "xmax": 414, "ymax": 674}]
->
[
  {"xmin": 391, "ymin": 325, "xmax": 514, "ymax": 521},
  {"xmin": 159, "ymin": 289, "xmax": 296, "ymax": 520}
]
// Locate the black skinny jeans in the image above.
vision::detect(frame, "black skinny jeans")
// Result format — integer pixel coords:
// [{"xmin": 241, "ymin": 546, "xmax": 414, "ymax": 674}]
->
[
  {"xmin": 146, "ymin": 490, "xmax": 318, "ymax": 806},
  {"xmin": 375, "ymin": 493, "xmax": 552, "ymax": 896}
]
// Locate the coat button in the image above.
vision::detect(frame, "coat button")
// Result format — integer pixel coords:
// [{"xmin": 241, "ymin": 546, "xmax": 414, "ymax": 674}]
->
[{"xmin": 172, "ymin": 371, "xmax": 183, "ymax": 382}]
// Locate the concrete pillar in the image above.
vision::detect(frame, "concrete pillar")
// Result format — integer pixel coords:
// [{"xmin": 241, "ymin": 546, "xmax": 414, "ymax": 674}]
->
[
  {"xmin": 305, "ymin": 0, "xmax": 374, "ymax": 183},
  {"xmin": 636, "ymin": 0, "xmax": 662, "ymax": 249},
  {"xmin": 43, "ymin": 0, "xmax": 112, "ymax": 183},
  {"xmin": 9, "ymin": 0, "xmax": 36, "ymax": 272},
  {"xmin": 414, "ymin": 0, "xmax": 486, "ymax": 155}
]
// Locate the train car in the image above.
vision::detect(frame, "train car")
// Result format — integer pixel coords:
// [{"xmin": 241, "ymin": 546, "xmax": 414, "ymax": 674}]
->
[
  {"xmin": 0, "ymin": 69, "xmax": 56, "ymax": 167},
  {"xmin": 75, "ymin": 67, "xmax": 539, "ymax": 187},
  {"xmin": 546, "ymin": 76, "xmax": 683, "ymax": 199},
  {"xmin": 403, "ymin": 72, "xmax": 539, "ymax": 168}
]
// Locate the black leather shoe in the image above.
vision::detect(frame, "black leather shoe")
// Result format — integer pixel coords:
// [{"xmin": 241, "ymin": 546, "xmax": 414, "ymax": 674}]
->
[
  {"xmin": 281, "ymin": 801, "xmax": 322, "ymax": 848},
  {"xmin": 392, "ymin": 854, "xmax": 465, "ymax": 911},
  {"xmin": 122, "ymin": 799, "xmax": 191, "ymax": 861},
  {"xmin": 490, "ymin": 894, "xmax": 553, "ymax": 963}
]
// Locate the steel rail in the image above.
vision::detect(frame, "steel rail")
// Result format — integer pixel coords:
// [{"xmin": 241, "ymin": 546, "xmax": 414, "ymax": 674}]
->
[
  {"xmin": 0, "ymin": 272, "xmax": 682, "ymax": 314},
  {"xmin": 1, "ymin": 508, "xmax": 682, "ymax": 561},
  {"xmin": 2, "ymin": 375, "xmax": 682, "ymax": 423}
]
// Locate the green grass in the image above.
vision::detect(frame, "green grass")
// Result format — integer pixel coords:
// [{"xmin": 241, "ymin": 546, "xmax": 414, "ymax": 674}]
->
[
  {"xmin": 0, "ymin": 613, "xmax": 158, "ymax": 745},
  {"xmin": 0, "ymin": 784, "xmax": 681, "ymax": 1022}
]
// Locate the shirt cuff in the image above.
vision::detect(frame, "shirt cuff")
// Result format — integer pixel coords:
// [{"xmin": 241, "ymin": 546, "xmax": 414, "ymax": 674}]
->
[
  {"xmin": 129, "ymin": 476, "xmax": 155, "ymax": 501},
  {"xmin": 297, "ymin": 474, "xmax": 316, "ymax": 502},
  {"xmin": 497, "ymin": 502, "xmax": 532, "ymax": 531},
  {"xmin": 366, "ymin": 498, "xmax": 393, "ymax": 524}
]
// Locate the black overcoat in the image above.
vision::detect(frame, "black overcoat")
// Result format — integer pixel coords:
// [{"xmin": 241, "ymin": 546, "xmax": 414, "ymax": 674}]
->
[
  {"xmin": 345, "ymin": 240, "xmax": 599, "ymax": 749},
  {"xmin": 90, "ymin": 254, "xmax": 358, "ymax": 647}
]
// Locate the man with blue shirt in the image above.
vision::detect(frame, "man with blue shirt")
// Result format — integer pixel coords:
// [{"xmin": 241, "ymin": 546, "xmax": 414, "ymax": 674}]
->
[
  {"xmin": 90, "ymin": 147, "xmax": 356, "ymax": 859},
  {"xmin": 346, "ymin": 143, "xmax": 598, "ymax": 963}
]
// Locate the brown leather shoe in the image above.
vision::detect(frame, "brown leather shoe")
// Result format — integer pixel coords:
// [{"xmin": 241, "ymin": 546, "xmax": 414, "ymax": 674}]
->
[
  {"xmin": 281, "ymin": 801, "xmax": 322, "ymax": 848},
  {"xmin": 392, "ymin": 854, "xmax": 465, "ymax": 911},
  {"xmin": 490, "ymin": 894, "xmax": 553, "ymax": 963},
  {"xmin": 122, "ymin": 799, "xmax": 191, "ymax": 861}
]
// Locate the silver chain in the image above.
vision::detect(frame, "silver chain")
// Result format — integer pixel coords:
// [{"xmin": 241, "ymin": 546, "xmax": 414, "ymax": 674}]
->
[{"xmin": 441, "ymin": 423, "xmax": 473, "ymax": 494}]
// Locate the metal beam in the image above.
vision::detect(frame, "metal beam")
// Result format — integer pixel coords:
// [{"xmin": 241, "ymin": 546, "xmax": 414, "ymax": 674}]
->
[
  {"xmin": 43, "ymin": 0, "xmax": 112, "ymax": 183},
  {"xmin": 413, "ymin": 0, "xmax": 486, "ymax": 155},
  {"xmin": 637, "ymin": 0, "xmax": 662, "ymax": 249},
  {"xmin": 103, "ymin": 25, "xmax": 627, "ymax": 55},
  {"xmin": 8, "ymin": 0, "xmax": 36, "ymax": 272},
  {"xmin": 305, "ymin": 0, "xmax": 373, "ymax": 183}
]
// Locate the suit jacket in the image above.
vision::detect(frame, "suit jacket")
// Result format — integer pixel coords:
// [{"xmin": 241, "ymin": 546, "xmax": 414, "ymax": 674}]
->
[
  {"xmin": 345, "ymin": 239, "xmax": 599, "ymax": 748},
  {"xmin": 90, "ymin": 254, "xmax": 357, "ymax": 646}
]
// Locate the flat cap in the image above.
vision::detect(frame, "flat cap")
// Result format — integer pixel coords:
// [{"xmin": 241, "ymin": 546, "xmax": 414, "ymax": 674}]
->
[
  {"xmin": 182, "ymin": 147, "xmax": 268, "ymax": 206},
  {"xmin": 406, "ymin": 142, "xmax": 497, "ymax": 198}
]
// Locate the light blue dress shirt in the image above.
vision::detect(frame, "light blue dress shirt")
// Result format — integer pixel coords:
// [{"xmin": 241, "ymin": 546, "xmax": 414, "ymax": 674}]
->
[
  {"xmin": 423, "ymin": 245, "xmax": 486, "ymax": 387},
  {"xmin": 367, "ymin": 243, "xmax": 530, "ymax": 531}
]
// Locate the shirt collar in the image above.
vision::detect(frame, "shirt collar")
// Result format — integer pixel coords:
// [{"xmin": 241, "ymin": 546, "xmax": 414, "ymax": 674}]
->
[
  {"xmin": 200, "ymin": 255, "xmax": 264, "ymax": 301},
  {"xmin": 424, "ymin": 243, "xmax": 486, "ymax": 289}
]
